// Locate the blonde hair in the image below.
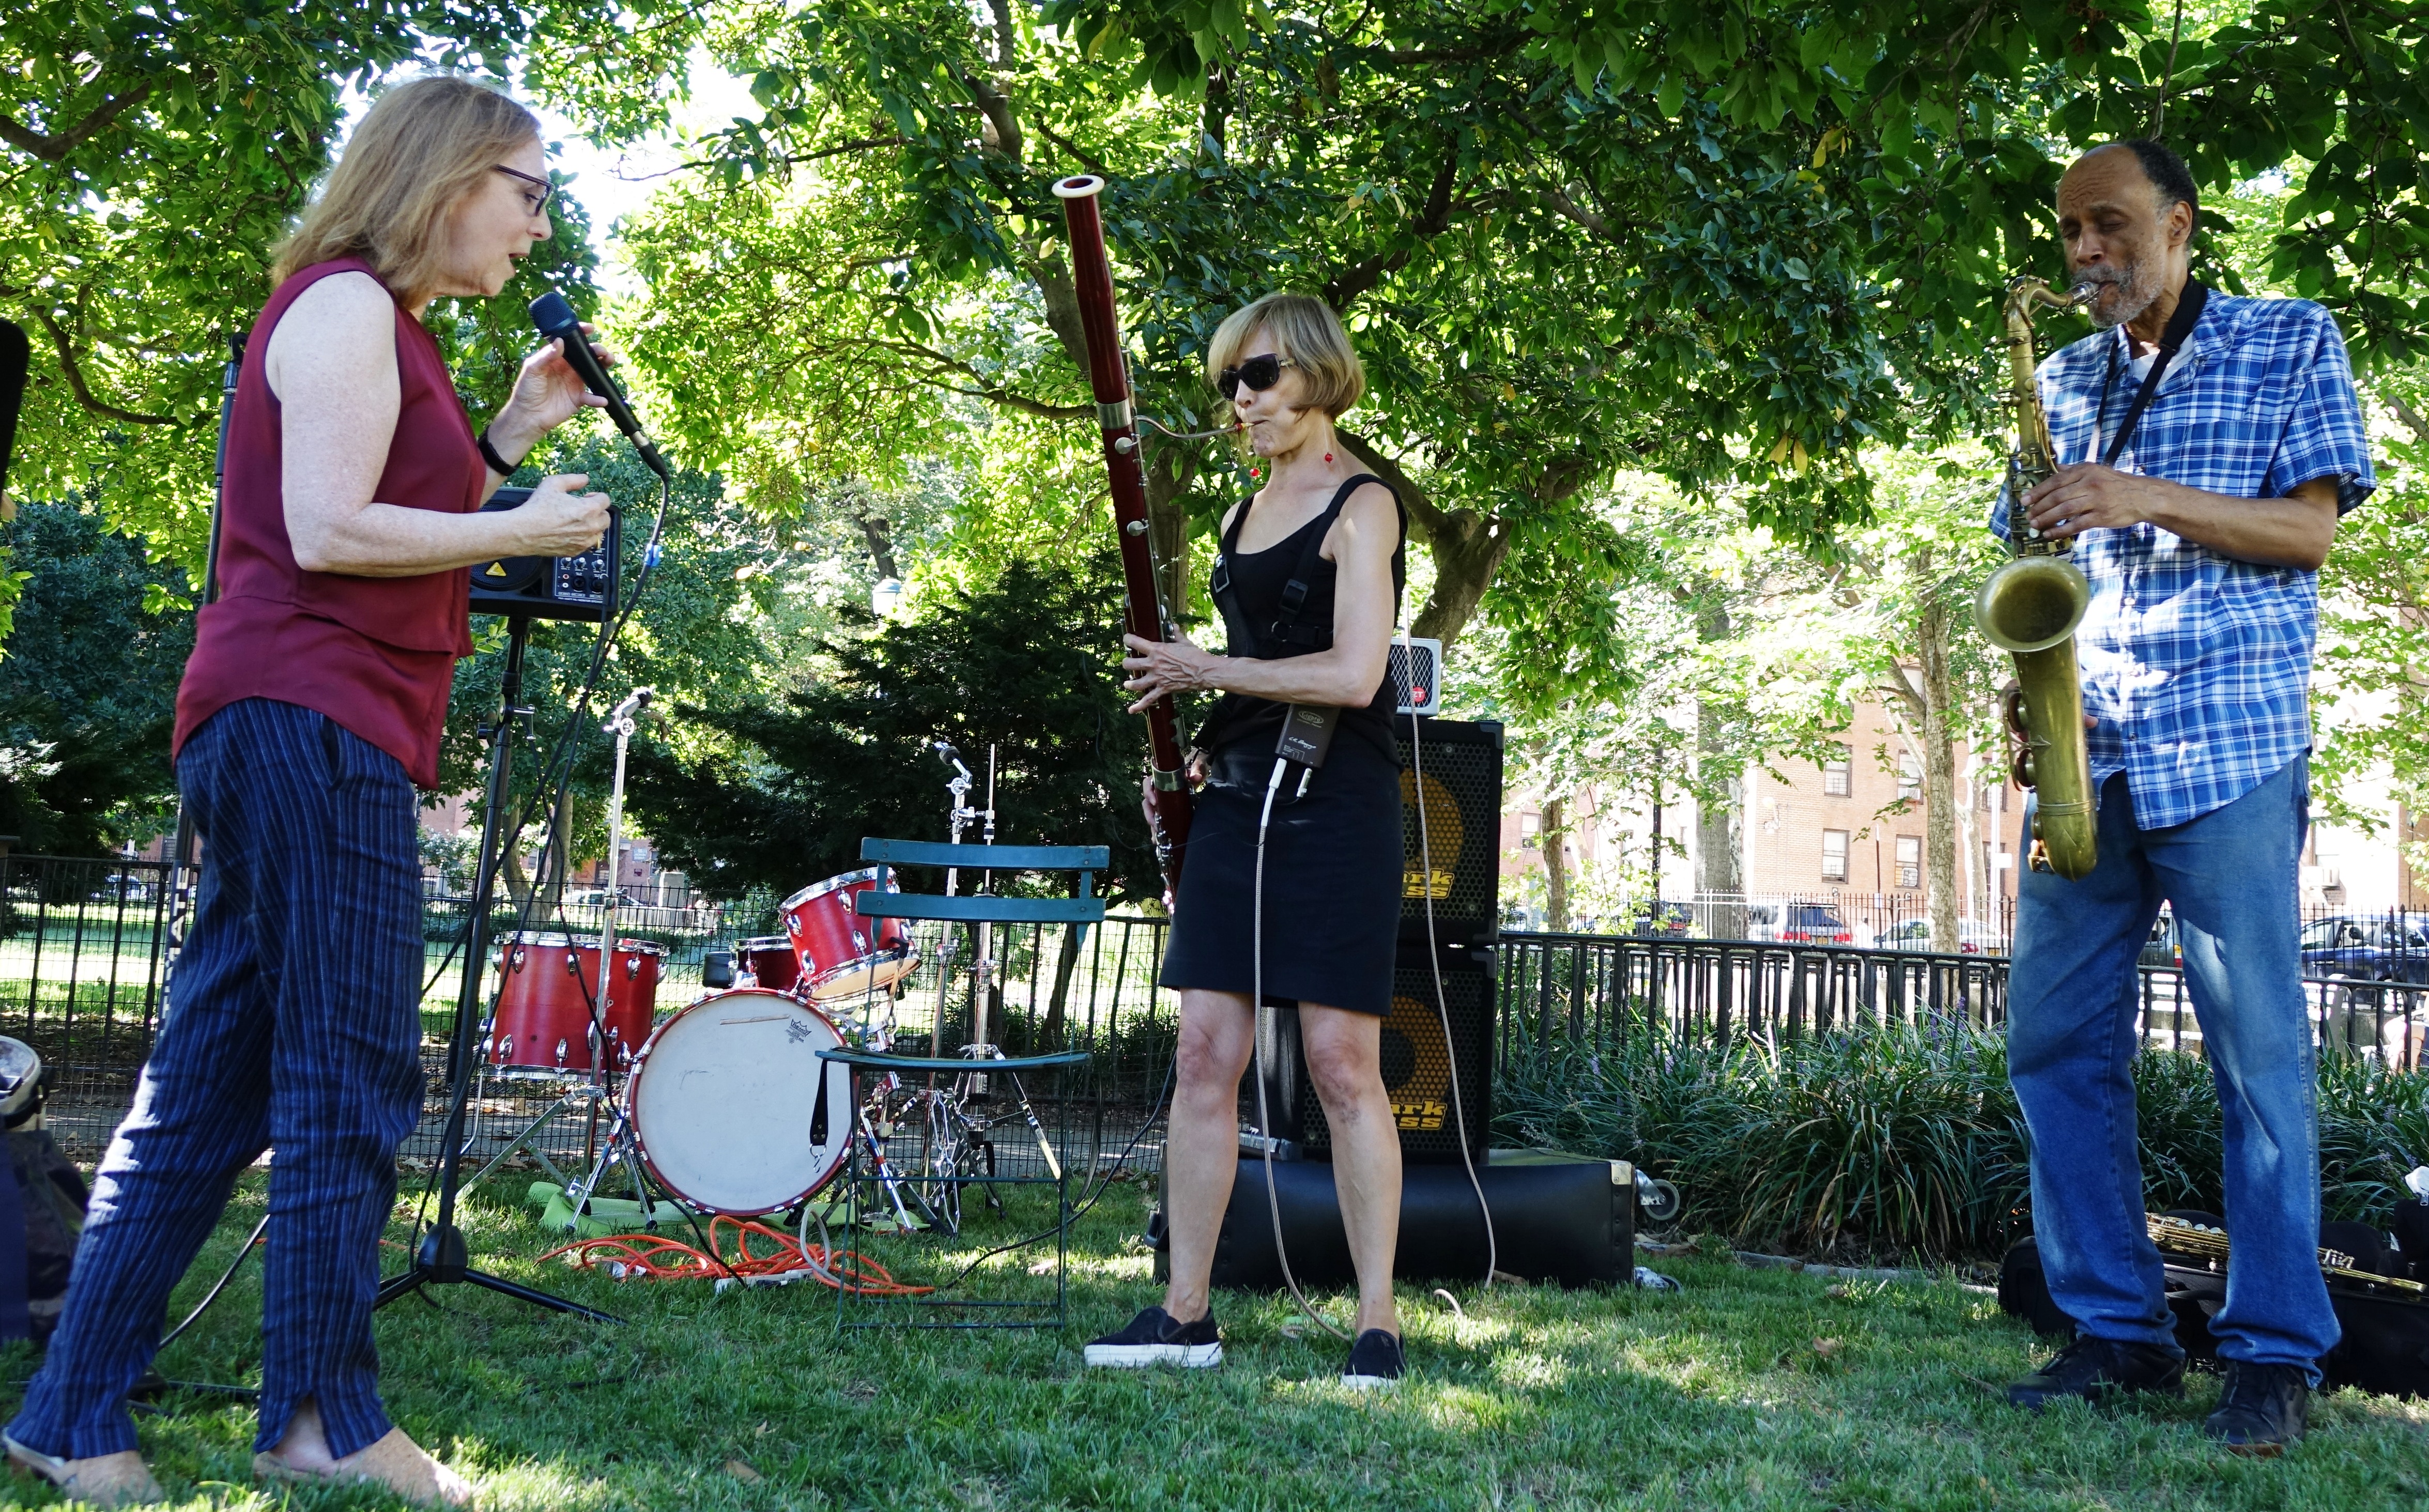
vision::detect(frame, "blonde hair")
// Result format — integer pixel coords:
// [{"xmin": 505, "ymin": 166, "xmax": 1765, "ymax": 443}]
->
[
  {"xmin": 272, "ymin": 75, "xmax": 542, "ymax": 302},
  {"xmin": 1206, "ymin": 293, "xmax": 1365, "ymax": 416}
]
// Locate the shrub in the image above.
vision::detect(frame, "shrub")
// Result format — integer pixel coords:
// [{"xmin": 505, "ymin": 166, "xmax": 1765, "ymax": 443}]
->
[{"xmin": 1494, "ymin": 1024, "xmax": 2429, "ymax": 1262}]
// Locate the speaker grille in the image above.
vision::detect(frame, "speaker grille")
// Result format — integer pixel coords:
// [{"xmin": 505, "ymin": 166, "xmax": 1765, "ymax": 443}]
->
[
  {"xmin": 1395, "ymin": 718, "xmax": 1501, "ymax": 945},
  {"xmin": 1299, "ymin": 947, "xmax": 1493, "ymax": 1163}
]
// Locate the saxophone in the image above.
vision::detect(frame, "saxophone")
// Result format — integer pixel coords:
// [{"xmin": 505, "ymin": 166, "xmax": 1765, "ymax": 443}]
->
[{"xmin": 1975, "ymin": 276, "xmax": 2098, "ymax": 881}]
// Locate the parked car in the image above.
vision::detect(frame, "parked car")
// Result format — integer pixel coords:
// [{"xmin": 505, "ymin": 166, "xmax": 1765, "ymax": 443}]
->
[
  {"xmin": 2299, "ymin": 912, "xmax": 2429, "ymax": 986},
  {"xmin": 2140, "ymin": 911, "xmax": 2182, "ymax": 969},
  {"xmin": 1623, "ymin": 901, "xmax": 1695, "ymax": 937},
  {"xmin": 1877, "ymin": 918, "xmax": 2006, "ymax": 955},
  {"xmin": 1768, "ymin": 903, "xmax": 1852, "ymax": 946},
  {"xmin": 571, "ymin": 887, "xmax": 640, "ymax": 909},
  {"xmin": 90, "ymin": 872, "xmax": 157, "ymax": 904}
]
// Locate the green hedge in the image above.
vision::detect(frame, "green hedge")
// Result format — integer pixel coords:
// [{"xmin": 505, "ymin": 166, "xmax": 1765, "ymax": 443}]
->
[{"xmin": 1492, "ymin": 1027, "xmax": 2429, "ymax": 1262}]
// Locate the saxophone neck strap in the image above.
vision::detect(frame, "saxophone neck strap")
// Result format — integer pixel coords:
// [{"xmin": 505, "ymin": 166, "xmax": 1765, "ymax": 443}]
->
[{"xmin": 2097, "ymin": 278, "xmax": 2207, "ymax": 469}]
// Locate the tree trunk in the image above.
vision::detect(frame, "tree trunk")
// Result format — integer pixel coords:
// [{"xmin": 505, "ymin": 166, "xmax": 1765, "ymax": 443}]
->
[
  {"xmin": 1143, "ymin": 443, "xmax": 1198, "ymax": 631},
  {"xmin": 1332, "ymin": 429, "xmax": 1510, "ymax": 649},
  {"xmin": 1694, "ymin": 598, "xmax": 1746, "ymax": 939},
  {"xmin": 1540, "ymin": 795, "xmax": 1569, "ymax": 932},
  {"xmin": 1041, "ymin": 922, "xmax": 1082, "ymax": 1049},
  {"xmin": 1914, "ymin": 552, "xmax": 1961, "ymax": 954}
]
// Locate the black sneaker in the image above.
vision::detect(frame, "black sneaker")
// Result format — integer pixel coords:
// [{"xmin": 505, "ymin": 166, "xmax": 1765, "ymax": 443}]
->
[
  {"xmin": 1083, "ymin": 1306, "xmax": 1221, "ymax": 1368},
  {"xmin": 1341, "ymin": 1329, "xmax": 1403, "ymax": 1391},
  {"xmin": 2205, "ymin": 1361, "xmax": 2309, "ymax": 1455},
  {"xmin": 2006, "ymin": 1336, "xmax": 2186, "ymax": 1410}
]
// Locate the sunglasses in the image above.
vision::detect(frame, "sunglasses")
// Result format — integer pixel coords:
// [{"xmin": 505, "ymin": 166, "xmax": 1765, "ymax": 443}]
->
[
  {"xmin": 1217, "ymin": 353, "xmax": 1298, "ymax": 399},
  {"xmin": 493, "ymin": 164, "xmax": 556, "ymax": 215}
]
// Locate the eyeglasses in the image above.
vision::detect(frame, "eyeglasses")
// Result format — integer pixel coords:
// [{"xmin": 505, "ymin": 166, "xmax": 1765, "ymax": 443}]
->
[
  {"xmin": 493, "ymin": 164, "xmax": 555, "ymax": 216},
  {"xmin": 1217, "ymin": 353, "xmax": 1298, "ymax": 399}
]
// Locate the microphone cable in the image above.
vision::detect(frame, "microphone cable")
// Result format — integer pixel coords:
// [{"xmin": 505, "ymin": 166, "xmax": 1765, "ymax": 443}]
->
[
  {"xmin": 1402, "ymin": 621, "xmax": 1496, "ymax": 1290},
  {"xmin": 1251, "ymin": 754, "xmax": 1352, "ymax": 1343}
]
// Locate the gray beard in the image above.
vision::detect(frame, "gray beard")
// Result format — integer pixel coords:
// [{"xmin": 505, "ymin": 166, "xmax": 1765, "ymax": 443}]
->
[{"xmin": 2082, "ymin": 258, "xmax": 2161, "ymax": 331}]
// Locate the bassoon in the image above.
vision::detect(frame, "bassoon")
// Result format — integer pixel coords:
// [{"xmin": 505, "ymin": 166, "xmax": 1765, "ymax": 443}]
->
[{"xmin": 1051, "ymin": 174, "xmax": 1193, "ymax": 896}]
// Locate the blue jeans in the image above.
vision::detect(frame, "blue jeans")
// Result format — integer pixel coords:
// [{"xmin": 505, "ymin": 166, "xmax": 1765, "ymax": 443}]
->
[
  {"xmin": 7, "ymin": 700, "xmax": 427, "ymax": 1459},
  {"xmin": 2008, "ymin": 755, "xmax": 2336, "ymax": 1377}
]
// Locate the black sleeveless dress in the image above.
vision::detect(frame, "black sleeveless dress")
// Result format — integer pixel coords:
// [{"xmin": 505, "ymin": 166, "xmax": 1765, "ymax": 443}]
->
[{"xmin": 1157, "ymin": 476, "xmax": 1406, "ymax": 1015}]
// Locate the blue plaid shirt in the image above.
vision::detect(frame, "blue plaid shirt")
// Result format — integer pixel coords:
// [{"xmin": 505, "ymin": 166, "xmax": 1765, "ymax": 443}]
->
[{"xmin": 1990, "ymin": 291, "xmax": 2375, "ymax": 830}]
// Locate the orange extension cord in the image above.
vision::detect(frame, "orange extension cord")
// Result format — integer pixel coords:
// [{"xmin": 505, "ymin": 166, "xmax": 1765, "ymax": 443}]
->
[{"xmin": 535, "ymin": 1215, "xmax": 933, "ymax": 1295}]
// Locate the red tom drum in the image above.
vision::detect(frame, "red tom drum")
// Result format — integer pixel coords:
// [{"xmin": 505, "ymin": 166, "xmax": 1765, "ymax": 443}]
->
[
  {"xmin": 737, "ymin": 936, "xmax": 798, "ymax": 992},
  {"xmin": 483, "ymin": 932, "xmax": 664, "ymax": 1077},
  {"xmin": 779, "ymin": 869, "xmax": 916, "ymax": 1000}
]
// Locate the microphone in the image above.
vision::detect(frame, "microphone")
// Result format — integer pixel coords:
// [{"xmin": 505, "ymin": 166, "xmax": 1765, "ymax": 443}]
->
[{"xmin": 528, "ymin": 290, "xmax": 669, "ymax": 479}]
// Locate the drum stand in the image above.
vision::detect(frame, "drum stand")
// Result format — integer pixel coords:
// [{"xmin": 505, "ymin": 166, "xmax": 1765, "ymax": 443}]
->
[{"xmin": 377, "ymin": 615, "xmax": 617, "ymax": 1322}]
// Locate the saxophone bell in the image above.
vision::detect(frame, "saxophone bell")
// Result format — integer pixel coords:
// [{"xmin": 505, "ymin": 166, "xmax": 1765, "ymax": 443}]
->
[{"xmin": 1979, "ymin": 274, "xmax": 2099, "ymax": 881}]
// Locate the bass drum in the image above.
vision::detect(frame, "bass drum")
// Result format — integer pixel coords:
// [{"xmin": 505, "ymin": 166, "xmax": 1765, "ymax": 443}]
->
[{"xmin": 623, "ymin": 989, "xmax": 853, "ymax": 1215}]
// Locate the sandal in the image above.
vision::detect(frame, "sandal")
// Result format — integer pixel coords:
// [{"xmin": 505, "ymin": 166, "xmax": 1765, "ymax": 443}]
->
[
  {"xmin": 3, "ymin": 1432, "xmax": 165, "ymax": 1508},
  {"xmin": 255, "ymin": 1427, "xmax": 475, "ymax": 1509}
]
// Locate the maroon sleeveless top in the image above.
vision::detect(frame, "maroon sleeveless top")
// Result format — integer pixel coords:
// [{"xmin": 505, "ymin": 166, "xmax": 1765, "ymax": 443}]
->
[{"xmin": 174, "ymin": 258, "xmax": 479, "ymax": 788}]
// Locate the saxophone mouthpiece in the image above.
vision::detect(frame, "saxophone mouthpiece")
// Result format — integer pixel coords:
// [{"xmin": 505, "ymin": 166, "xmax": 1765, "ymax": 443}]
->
[{"xmin": 2066, "ymin": 281, "xmax": 2101, "ymax": 306}]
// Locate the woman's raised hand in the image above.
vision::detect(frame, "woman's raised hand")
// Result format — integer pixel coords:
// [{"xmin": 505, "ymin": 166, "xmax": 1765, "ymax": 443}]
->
[{"xmin": 489, "ymin": 324, "xmax": 621, "ymax": 456}]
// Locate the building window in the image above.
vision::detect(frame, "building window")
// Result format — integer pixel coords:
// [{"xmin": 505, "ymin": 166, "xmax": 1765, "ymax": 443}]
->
[
  {"xmin": 1520, "ymin": 813, "xmax": 1540, "ymax": 850},
  {"xmin": 1895, "ymin": 835, "xmax": 1921, "ymax": 890},
  {"xmin": 1822, "ymin": 746, "xmax": 1851, "ymax": 797},
  {"xmin": 1821, "ymin": 829, "xmax": 1849, "ymax": 882},
  {"xmin": 1896, "ymin": 757, "xmax": 1921, "ymax": 803}
]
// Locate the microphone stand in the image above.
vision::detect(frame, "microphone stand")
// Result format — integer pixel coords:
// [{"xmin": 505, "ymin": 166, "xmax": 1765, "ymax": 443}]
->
[{"xmin": 376, "ymin": 613, "xmax": 617, "ymax": 1320}]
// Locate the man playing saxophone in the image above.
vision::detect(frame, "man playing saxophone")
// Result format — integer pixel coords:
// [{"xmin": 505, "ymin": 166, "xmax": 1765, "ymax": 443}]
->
[{"xmin": 1995, "ymin": 139, "xmax": 2375, "ymax": 1453}]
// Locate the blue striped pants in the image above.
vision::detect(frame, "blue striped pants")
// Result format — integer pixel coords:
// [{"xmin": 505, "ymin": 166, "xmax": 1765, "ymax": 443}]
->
[{"xmin": 8, "ymin": 699, "xmax": 428, "ymax": 1459}]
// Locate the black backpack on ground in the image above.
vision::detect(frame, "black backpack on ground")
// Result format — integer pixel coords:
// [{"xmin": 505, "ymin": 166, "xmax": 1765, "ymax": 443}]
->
[{"xmin": 0, "ymin": 1039, "xmax": 89, "ymax": 1346}]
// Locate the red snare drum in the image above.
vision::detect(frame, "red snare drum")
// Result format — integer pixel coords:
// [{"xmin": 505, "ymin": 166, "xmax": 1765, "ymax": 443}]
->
[
  {"xmin": 737, "ymin": 936, "xmax": 799, "ymax": 992},
  {"xmin": 483, "ymin": 932, "xmax": 664, "ymax": 1077},
  {"xmin": 780, "ymin": 869, "xmax": 916, "ymax": 1000}
]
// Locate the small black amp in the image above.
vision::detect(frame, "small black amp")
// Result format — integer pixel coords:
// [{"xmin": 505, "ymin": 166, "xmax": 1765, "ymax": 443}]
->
[{"xmin": 466, "ymin": 486, "xmax": 621, "ymax": 623}]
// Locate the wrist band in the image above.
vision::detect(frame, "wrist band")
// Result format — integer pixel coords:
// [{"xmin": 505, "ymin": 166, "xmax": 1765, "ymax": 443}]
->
[{"xmin": 475, "ymin": 428, "xmax": 518, "ymax": 478}]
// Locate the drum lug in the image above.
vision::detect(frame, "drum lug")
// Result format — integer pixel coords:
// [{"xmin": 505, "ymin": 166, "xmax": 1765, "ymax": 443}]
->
[
  {"xmin": 497, "ymin": 1035, "xmax": 512, "ymax": 1064},
  {"xmin": 626, "ymin": 955, "xmax": 640, "ymax": 979},
  {"xmin": 555, "ymin": 1038, "xmax": 568, "ymax": 1067}
]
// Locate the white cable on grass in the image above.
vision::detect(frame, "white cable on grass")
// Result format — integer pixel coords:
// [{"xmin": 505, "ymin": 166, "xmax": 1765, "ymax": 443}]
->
[
  {"xmin": 1253, "ymin": 759, "xmax": 1352, "ymax": 1343},
  {"xmin": 1405, "ymin": 621, "xmax": 1497, "ymax": 1289}
]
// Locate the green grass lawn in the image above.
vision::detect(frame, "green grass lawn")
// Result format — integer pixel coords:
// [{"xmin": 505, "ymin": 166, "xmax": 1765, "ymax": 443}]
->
[{"xmin": 3, "ymin": 1172, "xmax": 2425, "ymax": 1511}]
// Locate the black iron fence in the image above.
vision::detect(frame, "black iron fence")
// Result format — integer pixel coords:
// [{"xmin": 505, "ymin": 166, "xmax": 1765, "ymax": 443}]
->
[
  {"xmin": 1494, "ymin": 932, "xmax": 2425, "ymax": 1071},
  {"xmin": 7, "ymin": 854, "xmax": 2421, "ymax": 1160}
]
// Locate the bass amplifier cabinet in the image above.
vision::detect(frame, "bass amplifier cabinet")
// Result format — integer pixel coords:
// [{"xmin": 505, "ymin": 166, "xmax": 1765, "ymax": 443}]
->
[
  {"xmin": 1247, "ymin": 938, "xmax": 1494, "ymax": 1165},
  {"xmin": 467, "ymin": 486, "xmax": 622, "ymax": 623},
  {"xmin": 1395, "ymin": 717, "xmax": 1502, "ymax": 947},
  {"xmin": 1183, "ymin": 1150, "xmax": 1638, "ymax": 1291}
]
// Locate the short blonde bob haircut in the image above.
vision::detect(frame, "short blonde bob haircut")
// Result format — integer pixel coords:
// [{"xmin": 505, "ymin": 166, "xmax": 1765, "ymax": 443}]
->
[
  {"xmin": 1206, "ymin": 293, "xmax": 1365, "ymax": 417},
  {"xmin": 273, "ymin": 75, "xmax": 542, "ymax": 302}
]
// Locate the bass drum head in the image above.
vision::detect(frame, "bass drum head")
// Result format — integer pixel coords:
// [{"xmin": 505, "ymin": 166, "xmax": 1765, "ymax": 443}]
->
[{"xmin": 625, "ymin": 989, "xmax": 853, "ymax": 1215}]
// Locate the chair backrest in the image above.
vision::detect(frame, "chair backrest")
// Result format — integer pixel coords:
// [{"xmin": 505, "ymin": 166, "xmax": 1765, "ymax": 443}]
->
[{"xmin": 855, "ymin": 838, "xmax": 1110, "ymax": 927}]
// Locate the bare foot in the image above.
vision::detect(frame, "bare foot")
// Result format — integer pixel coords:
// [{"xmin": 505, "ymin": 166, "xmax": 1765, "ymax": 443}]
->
[
  {"xmin": 3, "ymin": 1434, "xmax": 165, "ymax": 1507},
  {"xmin": 255, "ymin": 1400, "xmax": 474, "ymax": 1508}
]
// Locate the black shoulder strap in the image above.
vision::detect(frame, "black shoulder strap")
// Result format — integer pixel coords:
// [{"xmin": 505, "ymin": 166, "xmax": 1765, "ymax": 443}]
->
[
  {"xmin": 1208, "ymin": 494, "xmax": 1255, "ymax": 653},
  {"xmin": 2099, "ymin": 280, "xmax": 2207, "ymax": 468}
]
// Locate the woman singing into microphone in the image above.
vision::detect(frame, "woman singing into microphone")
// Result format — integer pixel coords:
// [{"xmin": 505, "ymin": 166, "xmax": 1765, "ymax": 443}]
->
[
  {"xmin": 5, "ymin": 76, "xmax": 612, "ymax": 1508},
  {"xmin": 1089, "ymin": 293, "xmax": 1410, "ymax": 1388}
]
